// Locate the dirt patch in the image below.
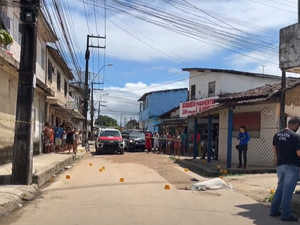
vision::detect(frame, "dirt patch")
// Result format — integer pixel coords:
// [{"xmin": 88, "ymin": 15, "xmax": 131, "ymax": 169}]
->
[{"xmin": 106, "ymin": 152, "xmax": 196, "ymax": 189}]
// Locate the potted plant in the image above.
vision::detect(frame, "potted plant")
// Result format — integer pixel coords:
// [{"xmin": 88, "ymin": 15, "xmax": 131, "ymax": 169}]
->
[{"xmin": 0, "ymin": 25, "xmax": 13, "ymax": 47}]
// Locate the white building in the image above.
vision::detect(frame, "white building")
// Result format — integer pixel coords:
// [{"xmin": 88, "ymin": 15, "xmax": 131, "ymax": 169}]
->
[{"xmin": 180, "ymin": 68, "xmax": 284, "ymax": 133}]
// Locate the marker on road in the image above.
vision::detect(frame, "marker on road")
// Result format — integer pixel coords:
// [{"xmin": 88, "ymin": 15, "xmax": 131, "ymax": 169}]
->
[
  {"xmin": 99, "ymin": 169, "xmax": 103, "ymax": 172},
  {"xmin": 184, "ymin": 168, "xmax": 189, "ymax": 172},
  {"xmin": 164, "ymin": 185, "xmax": 170, "ymax": 190},
  {"xmin": 66, "ymin": 175, "xmax": 71, "ymax": 179},
  {"xmin": 119, "ymin": 178, "xmax": 124, "ymax": 182},
  {"xmin": 102, "ymin": 166, "xmax": 105, "ymax": 170},
  {"xmin": 89, "ymin": 163, "xmax": 93, "ymax": 166}
]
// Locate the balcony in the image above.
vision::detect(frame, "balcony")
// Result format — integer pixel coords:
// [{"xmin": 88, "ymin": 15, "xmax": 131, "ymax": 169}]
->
[{"xmin": 66, "ymin": 95, "xmax": 76, "ymax": 109}]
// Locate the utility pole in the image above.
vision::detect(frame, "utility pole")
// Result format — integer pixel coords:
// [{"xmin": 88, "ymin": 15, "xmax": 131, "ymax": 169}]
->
[
  {"xmin": 91, "ymin": 82, "xmax": 103, "ymax": 135},
  {"xmin": 97, "ymin": 101, "xmax": 107, "ymax": 125},
  {"xmin": 83, "ymin": 35, "xmax": 105, "ymax": 142},
  {"xmin": 12, "ymin": 0, "xmax": 40, "ymax": 185},
  {"xmin": 120, "ymin": 114, "xmax": 123, "ymax": 127},
  {"xmin": 124, "ymin": 117, "xmax": 127, "ymax": 128}
]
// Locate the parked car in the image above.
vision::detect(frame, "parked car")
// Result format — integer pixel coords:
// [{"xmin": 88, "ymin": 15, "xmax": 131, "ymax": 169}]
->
[
  {"xmin": 122, "ymin": 130, "xmax": 145, "ymax": 152},
  {"xmin": 95, "ymin": 128, "xmax": 125, "ymax": 155}
]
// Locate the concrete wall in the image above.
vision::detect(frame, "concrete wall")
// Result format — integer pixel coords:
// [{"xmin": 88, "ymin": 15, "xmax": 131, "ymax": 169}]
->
[
  {"xmin": 285, "ymin": 87, "xmax": 300, "ymax": 116},
  {"xmin": 218, "ymin": 103, "xmax": 278, "ymax": 167},
  {"xmin": 189, "ymin": 70, "xmax": 280, "ymax": 100},
  {"xmin": 0, "ymin": 67, "xmax": 18, "ymax": 164},
  {"xmin": 279, "ymin": 23, "xmax": 300, "ymax": 73}
]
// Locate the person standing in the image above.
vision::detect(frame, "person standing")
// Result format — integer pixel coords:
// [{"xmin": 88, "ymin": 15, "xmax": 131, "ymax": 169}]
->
[
  {"xmin": 173, "ymin": 131, "xmax": 181, "ymax": 158},
  {"xmin": 153, "ymin": 132, "xmax": 160, "ymax": 152},
  {"xmin": 270, "ymin": 117, "xmax": 300, "ymax": 221},
  {"xmin": 54, "ymin": 125, "xmax": 63, "ymax": 152},
  {"xmin": 65, "ymin": 122, "xmax": 75, "ymax": 154},
  {"xmin": 237, "ymin": 126, "xmax": 250, "ymax": 169},
  {"xmin": 145, "ymin": 130, "xmax": 152, "ymax": 153},
  {"xmin": 43, "ymin": 122, "xmax": 52, "ymax": 153},
  {"xmin": 180, "ymin": 130, "xmax": 187, "ymax": 156}
]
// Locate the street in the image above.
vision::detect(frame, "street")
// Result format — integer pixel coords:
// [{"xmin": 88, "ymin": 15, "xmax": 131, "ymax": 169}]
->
[{"xmin": 1, "ymin": 152, "xmax": 285, "ymax": 225}]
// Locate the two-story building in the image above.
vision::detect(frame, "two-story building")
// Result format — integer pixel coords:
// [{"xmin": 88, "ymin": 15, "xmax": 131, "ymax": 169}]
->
[
  {"xmin": 0, "ymin": 6, "xmax": 57, "ymax": 162},
  {"xmin": 138, "ymin": 88, "xmax": 188, "ymax": 132},
  {"xmin": 0, "ymin": 5, "xmax": 85, "ymax": 164},
  {"xmin": 180, "ymin": 68, "xmax": 284, "ymax": 135}
]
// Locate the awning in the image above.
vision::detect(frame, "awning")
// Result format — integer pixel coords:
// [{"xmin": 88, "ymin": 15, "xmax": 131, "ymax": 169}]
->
[
  {"xmin": 155, "ymin": 118, "xmax": 187, "ymax": 127},
  {"xmin": 51, "ymin": 106, "xmax": 85, "ymax": 121}
]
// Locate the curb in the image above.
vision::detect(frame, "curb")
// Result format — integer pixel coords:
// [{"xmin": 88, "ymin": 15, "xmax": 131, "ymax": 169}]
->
[
  {"xmin": 32, "ymin": 155, "xmax": 75, "ymax": 187},
  {"xmin": 0, "ymin": 184, "xmax": 39, "ymax": 217},
  {"xmin": 174, "ymin": 159, "xmax": 276, "ymax": 176},
  {"xmin": 174, "ymin": 158, "xmax": 220, "ymax": 177},
  {"xmin": 0, "ymin": 153, "xmax": 84, "ymax": 218}
]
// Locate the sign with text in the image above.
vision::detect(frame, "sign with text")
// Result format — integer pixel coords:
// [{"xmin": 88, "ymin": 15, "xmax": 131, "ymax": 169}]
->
[{"xmin": 179, "ymin": 97, "xmax": 217, "ymax": 117}]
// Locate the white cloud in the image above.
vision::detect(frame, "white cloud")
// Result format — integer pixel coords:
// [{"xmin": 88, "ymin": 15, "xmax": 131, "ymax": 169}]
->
[
  {"xmin": 67, "ymin": 0, "xmax": 297, "ymax": 63},
  {"xmin": 93, "ymin": 79, "xmax": 188, "ymax": 122},
  {"xmin": 59, "ymin": 0, "xmax": 299, "ymax": 122}
]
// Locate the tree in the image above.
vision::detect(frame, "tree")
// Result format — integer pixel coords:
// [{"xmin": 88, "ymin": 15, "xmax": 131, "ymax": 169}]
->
[
  {"xmin": 95, "ymin": 115, "xmax": 118, "ymax": 127},
  {"xmin": 0, "ymin": 25, "xmax": 13, "ymax": 47},
  {"xmin": 125, "ymin": 119, "xmax": 138, "ymax": 129}
]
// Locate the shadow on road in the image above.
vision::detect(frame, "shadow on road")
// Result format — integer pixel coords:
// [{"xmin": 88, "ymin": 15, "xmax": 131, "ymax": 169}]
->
[{"xmin": 235, "ymin": 203, "xmax": 283, "ymax": 225}]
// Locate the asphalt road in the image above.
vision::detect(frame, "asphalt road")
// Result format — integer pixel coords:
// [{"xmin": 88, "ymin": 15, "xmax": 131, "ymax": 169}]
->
[{"xmin": 2, "ymin": 153, "xmax": 285, "ymax": 225}]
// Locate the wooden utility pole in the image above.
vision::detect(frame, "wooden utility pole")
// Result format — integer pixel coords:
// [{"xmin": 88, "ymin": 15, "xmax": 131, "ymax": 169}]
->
[
  {"xmin": 12, "ymin": 0, "xmax": 40, "ymax": 185},
  {"xmin": 83, "ymin": 35, "xmax": 105, "ymax": 142}
]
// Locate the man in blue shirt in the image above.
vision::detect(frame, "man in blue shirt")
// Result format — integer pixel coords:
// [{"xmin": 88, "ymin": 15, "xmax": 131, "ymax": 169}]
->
[
  {"xmin": 54, "ymin": 125, "xmax": 63, "ymax": 152},
  {"xmin": 237, "ymin": 125, "xmax": 250, "ymax": 169}
]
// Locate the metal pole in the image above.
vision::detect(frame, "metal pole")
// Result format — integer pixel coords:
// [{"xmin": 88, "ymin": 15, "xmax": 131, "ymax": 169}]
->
[
  {"xmin": 280, "ymin": 70, "xmax": 286, "ymax": 130},
  {"xmin": 298, "ymin": 0, "xmax": 300, "ymax": 23},
  {"xmin": 12, "ymin": 0, "xmax": 40, "ymax": 185},
  {"xmin": 98, "ymin": 101, "xmax": 100, "ymax": 124},
  {"xmin": 83, "ymin": 35, "xmax": 90, "ymax": 143},
  {"xmin": 91, "ymin": 82, "xmax": 94, "ymax": 137}
]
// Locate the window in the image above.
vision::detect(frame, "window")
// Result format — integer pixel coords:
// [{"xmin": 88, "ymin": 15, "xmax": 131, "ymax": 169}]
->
[
  {"xmin": 232, "ymin": 112, "xmax": 261, "ymax": 138},
  {"xmin": 47, "ymin": 59, "xmax": 52, "ymax": 83},
  {"xmin": 208, "ymin": 81, "xmax": 216, "ymax": 97},
  {"xmin": 100, "ymin": 130, "xmax": 121, "ymax": 137},
  {"xmin": 12, "ymin": 15, "xmax": 21, "ymax": 44},
  {"xmin": 41, "ymin": 48, "xmax": 45, "ymax": 69},
  {"xmin": 57, "ymin": 71, "xmax": 61, "ymax": 91},
  {"xmin": 64, "ymin": 79, "xmax": 67, "ymax": 97},
  {"xmin": 190, "ymin": 84, "xmax": 196, "ymax": 100}
]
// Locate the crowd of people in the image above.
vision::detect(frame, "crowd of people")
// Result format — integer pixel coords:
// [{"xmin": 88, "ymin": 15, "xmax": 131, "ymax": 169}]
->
[
  {"xmin": 144, "ymin": 129, "xmax": 201, "ymax": 158},
  {"xmin": 42, "ymin": 121, "xmax": 82, "ymax": 154}
]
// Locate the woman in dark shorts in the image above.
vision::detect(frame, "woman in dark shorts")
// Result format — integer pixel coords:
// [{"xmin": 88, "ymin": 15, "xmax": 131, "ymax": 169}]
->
[{"xmin": 65, "ymin": 122, "xmax": 75, "ymax": 154}]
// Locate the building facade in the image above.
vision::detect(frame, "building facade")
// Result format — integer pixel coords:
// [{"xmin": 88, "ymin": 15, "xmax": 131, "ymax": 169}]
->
[
  {"xmin": 179, "ymin": 68, "xmax": 286, "ymax": 137},
  {"xmin": 191, "ymin": 80, "xmax": 300, "ymax": 167},
  {"xmin": 0, "ymin": 5, "xmax": 84, "ymax": 164},
  {"xmin": 0, "ymin": 6, "xmax": 57, "ymax": 162},
  {"xmin": 138, "ymin": 88, "xmax": 188, "ymax": 132}
]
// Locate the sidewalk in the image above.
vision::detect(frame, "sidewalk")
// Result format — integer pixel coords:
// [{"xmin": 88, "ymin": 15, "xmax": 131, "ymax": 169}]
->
[
  {"xmin": 172, "ymin": 156, "xmax": 300, "ymax": 216},
  {"xmin": 173, "ymin": 156, "xmax": 276, "ymax": 176},
  {"xmin": 0, "ymin": 147, "xmax": 86, "ymax": 217}
]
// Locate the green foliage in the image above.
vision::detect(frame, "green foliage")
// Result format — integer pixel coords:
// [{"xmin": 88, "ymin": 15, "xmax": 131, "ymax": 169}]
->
[
  {"xmin": 0, "ymin": 26, "xmax": 13, "ymax": 46},
  {"xmin": 125, "ymin": 119, "xmax": 138, "ymax": 129},
  {"xmin": 95, "ymin": 115, "xmax": 118, "ymax": 127}
]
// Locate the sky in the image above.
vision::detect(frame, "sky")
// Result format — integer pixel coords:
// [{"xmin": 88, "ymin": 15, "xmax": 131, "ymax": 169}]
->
[{"xmin": 49, "ymin": 0, "xmax": 299, "ymax": 124}]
